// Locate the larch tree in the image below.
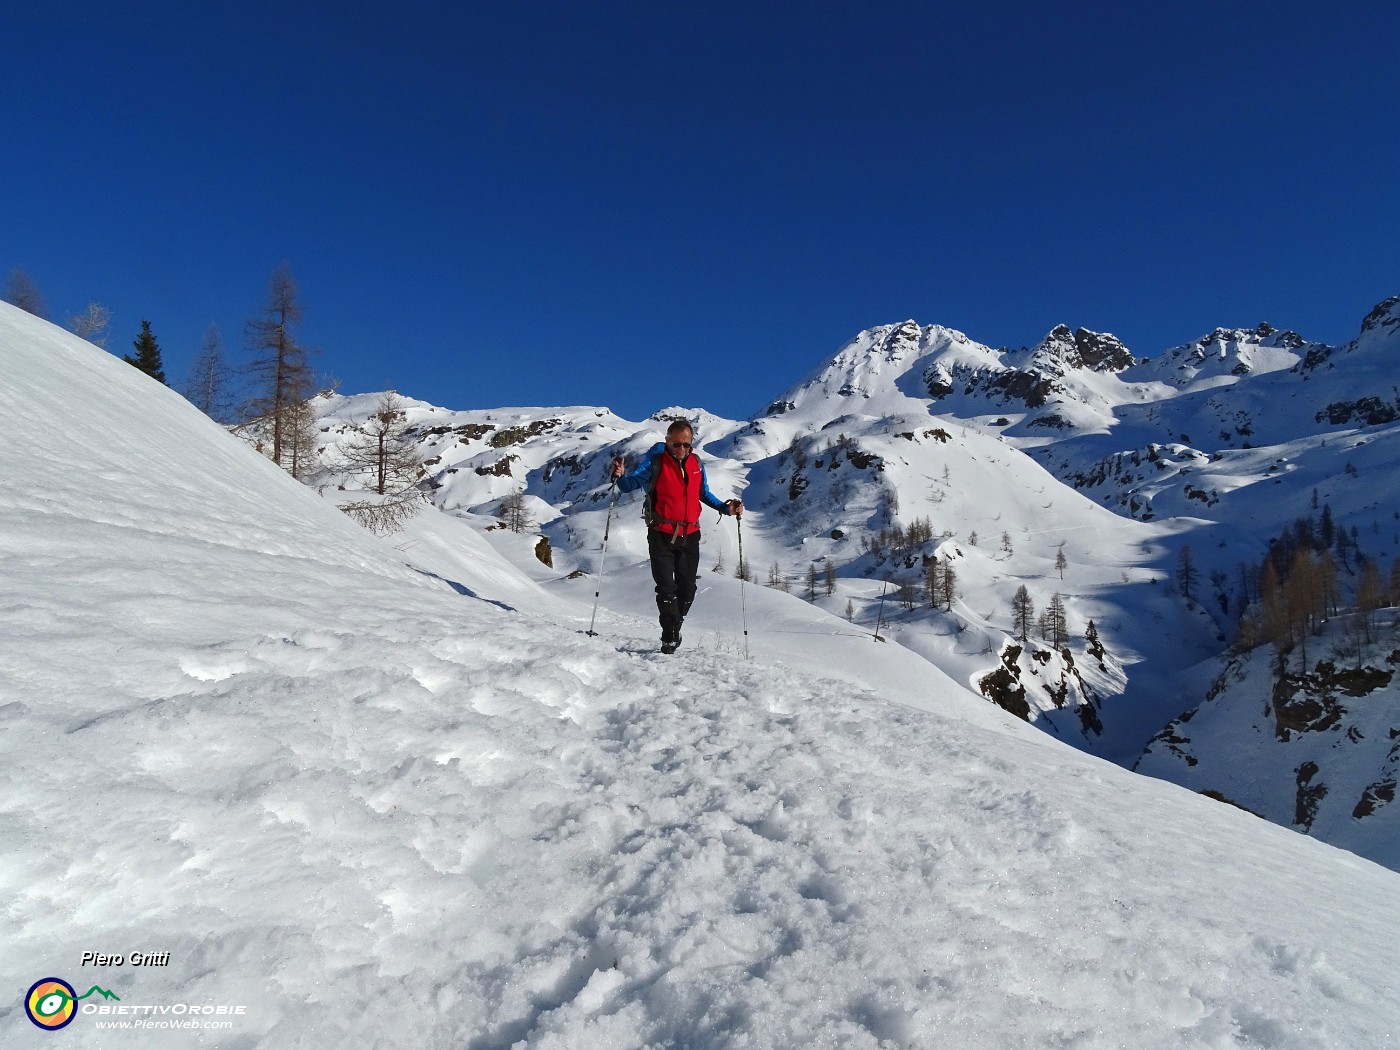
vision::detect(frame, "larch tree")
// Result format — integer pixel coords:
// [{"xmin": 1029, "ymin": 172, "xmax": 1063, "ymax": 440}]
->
[
  {"xmin": 938, "ymin": 556, "xmax": 957, "ymax": 611},
  {"xmin": 897, "ymin": 578, "xmax": 917, "ymax": 611},
  {"xmin": 1356, "ymin": 561, "xmax": 1385, "ymax": 647},
  {"xmin": 1011, "ymin": 584, "xmax": 1035, "ymax": 641},
  {"xmin": 337, "ymin": 392, "xmax": 424, "ymax": 496},
  {"xmin": 1176, "ymin": 544, "xmax": 1198, "ymax": 603},
  {"xmin": 283, "ymin": 396, "xmax": 322, "ymax": 482},
  {"xmin": 1044, "ymin": 593, "xmax": 1068, "ymax": 649},
  {"xmin": 185, "ymin": 323, "xmax": 235, "ymax": 422},
  {"xmin": 124, "ymin": 320, "xmax": 167, "ymax": 384},
  {"xmin": 4, "ymin": 269, "xmax": 45, "ymax": 317},
  {"xmin": 337, "ymin": 391, "xmax": 427, "ymax": 530},
  {"xmin": 1055, "ymin": 547, "xmax": 1068, "ymax": 580},
  {"xmin": 768, "ymin": 561, "xmax": 788, "ymax": 591},
  {"xmin": 497, "ymin": 491, "xmax": 535, "ymax": 534},
  {"xmin": 68, "ymin": 302, "xmax": 111, "ymax": 347},
  {"xmin": 924, "ymin": 557, "xmax": 943, "ymax": 608},
  {"xmin": 735, "ymin": 552, "xmax": 751, "ymax": 583},
  {"xmin": 245, "ymin": 263, "xmax": 314, "ymax": 469}
]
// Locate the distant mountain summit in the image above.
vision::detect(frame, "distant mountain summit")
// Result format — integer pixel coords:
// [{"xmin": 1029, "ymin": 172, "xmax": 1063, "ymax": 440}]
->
[
  {"xmin": 1027, "ymin": 325, "xmax": 1136, "ymax": 373},
  {"xmin": 1362, "ymin": 294, "xmax": 1400, "ymax": 335}
]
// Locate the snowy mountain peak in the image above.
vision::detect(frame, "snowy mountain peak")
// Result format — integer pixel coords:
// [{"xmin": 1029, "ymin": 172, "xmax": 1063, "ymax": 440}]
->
[
  {"xmin": 1030, "ymin": 325, "xmax": 1135, "ymax": 373},
  {"xmin": 1296, "ymin": 293, "xmax": 1400, "ymax": 375},
  {"xmin": 768, "ymin": 320, "xmax": 991, "ymax": 415},
  {"xmin": 1134, "ymin": 322, "xmax": 1317, "ymax": 389},
  {"xmin": 1361, "ymin": 294, "xmax": 1400, "ymax": 335}
]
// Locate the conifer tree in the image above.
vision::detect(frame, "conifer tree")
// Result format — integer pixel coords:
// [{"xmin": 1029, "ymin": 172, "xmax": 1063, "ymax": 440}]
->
[
  {"xmin": 938, "ymin": 556, "xmax": 957, "ymax": 611},
  {"xmin": 1176, "ymin": 544, "xmax": 1198, "ymax": 603},
  {"xmin": 1318, "ymin": 550, "xmax": 1341, "ymax": 618},
  {"xmin": 1357, "ymin": 561, "xmax": 1384, "ymax": 647},
  {"xmin": 1055, "ymin": 548, "xmax": 1068, "ymax": 580},
  {"xmin": 1085, "ymin": 619, "xmax": 1105, "ymax": 663},
  {"xmin": 1257, "ymin": 559, "xmax": 1288, "ymax": 650},
  {"xmin": 124, "ymin": 320, "xmax": 167, "ymax": 384},
  {"xmin": 1011, "ymin": 585, "xmax": 1035, "ymax": 641},
  {"xmin": 1044, "ymin": 593, "xmax": 1068, "ymax": 648},
  {"xmin": 925, "ymin": 557, "xmax": 942, "ymax": 608}
]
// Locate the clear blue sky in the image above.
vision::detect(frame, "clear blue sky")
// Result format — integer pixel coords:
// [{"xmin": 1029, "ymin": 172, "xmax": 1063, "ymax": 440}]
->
[{"xmin": 5, "ymin": 1, "xmax": 1397, "ymax": 422}]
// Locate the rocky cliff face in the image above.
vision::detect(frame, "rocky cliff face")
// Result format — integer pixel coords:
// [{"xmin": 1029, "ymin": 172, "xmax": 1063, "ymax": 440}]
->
[
  {"xmin": 1034, "ymin": 325, "xmax": 1137, "ymax": 373},
  {"xmin": 1136, "ymin": 632, "xmax": 1400, "ymax": 871}
]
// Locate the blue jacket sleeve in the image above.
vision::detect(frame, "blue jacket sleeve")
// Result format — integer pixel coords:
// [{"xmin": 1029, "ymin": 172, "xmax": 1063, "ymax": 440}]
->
[
  {"xmin": 699, "ymin": 460, "xmax": 730, "ymax": 514},
  {"xmin": 615, "ymin": 445, "xmax": 661, "ymax": 494}
]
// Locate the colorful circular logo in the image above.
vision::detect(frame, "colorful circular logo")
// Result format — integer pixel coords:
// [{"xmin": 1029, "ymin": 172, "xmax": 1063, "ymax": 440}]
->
[{"xmin": 26, "ymin": 978, "xmax": 78, "ymax": 1030}]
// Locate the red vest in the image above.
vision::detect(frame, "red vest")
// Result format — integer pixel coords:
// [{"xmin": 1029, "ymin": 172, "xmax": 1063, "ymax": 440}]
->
[{"xmin": 651, "ymin": 451, "xmax": 703, "ymax": 536}]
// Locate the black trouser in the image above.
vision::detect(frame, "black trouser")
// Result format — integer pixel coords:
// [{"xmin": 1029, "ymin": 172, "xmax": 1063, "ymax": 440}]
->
[{"xmin": 648, "ymin": 528, "xmax": 700, "ymax": 632}]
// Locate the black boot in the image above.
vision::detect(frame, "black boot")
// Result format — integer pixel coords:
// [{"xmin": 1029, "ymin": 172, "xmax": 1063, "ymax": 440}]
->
[{"xmin": 660, "ymin": 623, "xmax": 678, "ymax": 655}]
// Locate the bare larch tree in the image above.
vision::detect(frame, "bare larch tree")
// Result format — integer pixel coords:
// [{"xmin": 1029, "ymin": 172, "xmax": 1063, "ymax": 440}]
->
[
  {"xmin": 186, "ymin": 323, "xmax": 235, "ymax": 421},
  {"xmin": 5, "ymin": 269, "xmax": 46, "ymax": 317},
  {"xmin": 245, "ymin": 263, "xmax": 313, "ymax": 468},
  {"xmin": 338, "ymin": 391, "xmax": 427, "ymax": 534},
  {"xmin": 68, "ymin": 302, "xmax": 112, "ymax": 347}
]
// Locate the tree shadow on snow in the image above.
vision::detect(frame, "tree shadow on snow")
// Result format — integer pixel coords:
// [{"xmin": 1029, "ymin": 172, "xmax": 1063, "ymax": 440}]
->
[{"xmin": 413, "ymin": 569, "xmax": 516, "ymax": 612}]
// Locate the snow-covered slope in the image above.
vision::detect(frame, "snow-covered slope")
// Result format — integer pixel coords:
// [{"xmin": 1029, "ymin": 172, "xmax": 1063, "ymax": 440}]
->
[
  {"xmin": 7, "ymin": 308, "xmax": 1400, "ymax": 1046},
  {"xmin": 298, "ymin": 296, "xmax": 1400, "ymax": 871}
]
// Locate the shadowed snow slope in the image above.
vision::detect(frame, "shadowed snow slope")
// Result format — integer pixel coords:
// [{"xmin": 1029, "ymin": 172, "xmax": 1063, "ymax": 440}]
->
[{"xmin": 4, "ymin": 302, "xmax": 1400, "ymax": 1048}]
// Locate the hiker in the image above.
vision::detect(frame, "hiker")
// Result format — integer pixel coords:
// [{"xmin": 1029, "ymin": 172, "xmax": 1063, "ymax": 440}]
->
[{"xmin": 610, "ymin": 418, "xmax": 743, "ymax": 653}]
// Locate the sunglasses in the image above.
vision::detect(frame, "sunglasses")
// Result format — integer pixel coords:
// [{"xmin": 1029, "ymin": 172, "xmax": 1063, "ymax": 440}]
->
[{"xmin": 668, "ymin": 441, "xmax": 693, "ymax": 449}]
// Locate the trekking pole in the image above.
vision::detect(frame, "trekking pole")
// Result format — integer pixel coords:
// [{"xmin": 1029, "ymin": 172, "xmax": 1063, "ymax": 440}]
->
[
  {"xmin": 873, "ymin": 575, "xmax": 890, "ymax": 643},
  {"xmin": 585, "ymin": 479, "xmax": 618, "ymax": 637},
  {"xmin": 736, "ymin": 514, "xmax": 750, "ymax": 659}
]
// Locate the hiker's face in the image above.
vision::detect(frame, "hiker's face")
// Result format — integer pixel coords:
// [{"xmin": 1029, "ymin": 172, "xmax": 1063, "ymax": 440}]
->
[{"xmin": 668, "ymin": 432, "xmax": 693, "ymax": 460}]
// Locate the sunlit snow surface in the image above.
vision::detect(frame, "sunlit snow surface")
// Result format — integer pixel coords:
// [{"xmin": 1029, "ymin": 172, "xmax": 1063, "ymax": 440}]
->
[{"xmin": 3, "ymin": 304, "xmax": 1399, "ymax": 1048}]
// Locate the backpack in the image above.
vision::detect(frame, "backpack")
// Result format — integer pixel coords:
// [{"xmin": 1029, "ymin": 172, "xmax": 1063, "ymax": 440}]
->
[{"xmin": 641, "ymin": 451, "xmax": 662, "ymax": 528}]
